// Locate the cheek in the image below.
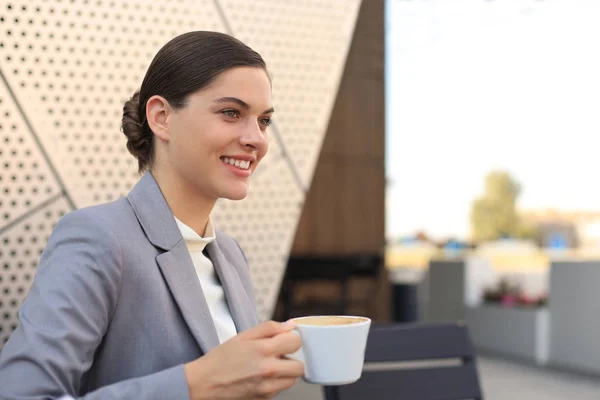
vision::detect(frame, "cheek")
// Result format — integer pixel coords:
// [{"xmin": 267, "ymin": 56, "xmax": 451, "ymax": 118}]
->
[
  {"xmin": 173, "ymin": 134, "xmax": 198, "ymax": 160},
  {"xmin": 174, "ymin": 123, "xmax": 215, "ymax": 158},
  {"xmin": 259, "ymin": 139, "xmax": 269, "ymax": 159}
]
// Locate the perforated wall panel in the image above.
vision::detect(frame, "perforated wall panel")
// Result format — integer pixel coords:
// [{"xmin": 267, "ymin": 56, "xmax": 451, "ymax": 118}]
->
[
  {"xmin": 219, "ymin": 0, "xmax": 362, "ymax": 188},
  {"xmin": 0, "ymin": 0, "xmax": 227, "ymax": 207},
  {"xmin": 0, "ymin": 77, "xmax": 62, "ymax": 227},
  {"xmin": 0, "ymin": 0, "xmax": 361, "ymax": 343}
]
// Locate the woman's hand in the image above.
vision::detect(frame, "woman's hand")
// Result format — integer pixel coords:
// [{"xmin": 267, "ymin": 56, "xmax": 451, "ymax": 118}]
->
[{"xmin": 184, "ymin": 320, "xmax": 304, "ymax": 399}]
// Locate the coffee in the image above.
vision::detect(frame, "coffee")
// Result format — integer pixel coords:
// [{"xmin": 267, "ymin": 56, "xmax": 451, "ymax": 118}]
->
[{"xmin": 293, "ymin": 316, "xmax": 367, "ymax": 326}]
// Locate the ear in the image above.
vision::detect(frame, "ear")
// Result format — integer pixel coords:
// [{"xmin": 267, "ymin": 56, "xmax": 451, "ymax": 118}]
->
[{"xmin": 146, "ymin": 95, "xmax": 172, "ymax": 142}]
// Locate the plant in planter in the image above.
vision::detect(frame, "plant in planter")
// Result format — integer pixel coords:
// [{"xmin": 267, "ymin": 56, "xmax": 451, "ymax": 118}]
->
[
  {"xmin": 483, "ymin": 278, "xmax": 548, "ymax": 308},
  {"xmin": 517, "ymin": 292, "xmax": 548, "ymax": 307}
]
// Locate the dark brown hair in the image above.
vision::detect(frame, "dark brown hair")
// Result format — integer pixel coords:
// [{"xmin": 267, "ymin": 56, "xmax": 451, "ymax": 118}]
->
[{"xmin": 121, "ymin": 31, "xmax": 268, "ymax": 172}]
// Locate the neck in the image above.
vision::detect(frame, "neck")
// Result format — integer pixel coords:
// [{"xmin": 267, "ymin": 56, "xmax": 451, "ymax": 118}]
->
[{"xmin": 151, "ymin": 166, "xmax": 216, "ymax": 237}]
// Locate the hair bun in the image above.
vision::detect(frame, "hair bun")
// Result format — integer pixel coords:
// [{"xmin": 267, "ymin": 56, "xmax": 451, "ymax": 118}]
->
[{"xmin": 122, "ymin": 91, "xmax": 152, "ymax": 172}]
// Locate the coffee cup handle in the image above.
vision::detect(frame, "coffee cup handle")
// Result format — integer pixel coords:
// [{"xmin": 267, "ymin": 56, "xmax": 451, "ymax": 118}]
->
[{"xmin": 284, "ymin": 330, "xmax": 305, "ymax": 364}]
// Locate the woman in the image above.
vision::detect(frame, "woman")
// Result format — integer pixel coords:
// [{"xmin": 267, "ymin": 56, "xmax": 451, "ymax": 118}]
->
[{"xmin": 0, "ymin": 31, "xmax": 304, "ymax": 399}]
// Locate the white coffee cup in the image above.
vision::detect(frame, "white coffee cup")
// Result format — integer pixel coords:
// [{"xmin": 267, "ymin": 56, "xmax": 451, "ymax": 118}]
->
[{"xmin": 286, "ymin": 315, "xmax": 371, "ymax": 385}]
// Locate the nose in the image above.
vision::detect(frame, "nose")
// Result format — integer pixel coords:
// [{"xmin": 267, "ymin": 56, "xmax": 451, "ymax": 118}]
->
[{"xmin": 239, "ymin": 121, "xmax": 268, "ymax": 151}]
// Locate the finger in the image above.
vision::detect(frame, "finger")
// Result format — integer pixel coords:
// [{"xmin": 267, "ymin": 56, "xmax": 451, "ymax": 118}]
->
[
  {"xmin": 265, "ymin": 358, "xmax": 305, "ymax": 379},
  {"xmin": 237, "ymin": 320, "xmax": 295, "ymax": 341},
  {"xmin": 262, "ymin": 331, "xmax": 302, "ymax": 356}
]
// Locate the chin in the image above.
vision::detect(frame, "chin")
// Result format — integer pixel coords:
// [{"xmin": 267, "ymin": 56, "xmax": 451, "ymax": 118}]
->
[
  {"xmin": 215, "ymin": 180, "xmax": 251, "ymax": 201},
  {"xmin": 220, "ymin": 187, "xmax": 249, "ymax": 201},
  {"xmin": 224, "ymin": 192, "xmax": 248, "ymax": 201}
]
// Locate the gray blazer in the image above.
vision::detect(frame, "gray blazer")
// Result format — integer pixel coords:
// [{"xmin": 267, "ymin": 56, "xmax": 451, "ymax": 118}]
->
[{"xmin": 0, "ymin": 172, "xmax": 259, "ymax": 399}]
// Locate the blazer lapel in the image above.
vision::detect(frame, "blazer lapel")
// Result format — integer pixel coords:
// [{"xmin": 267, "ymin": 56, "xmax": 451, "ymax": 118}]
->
[
  {"xmin": 206, "ymin": 241, "xmax": 257, "ymax": 333},
  {"xmin": 127, "ymin": 171, "xmax": 221, "ymax": 353},
  {"xmin": 156, "ymin": 242, "xmax": 220, "ymax": 352}
]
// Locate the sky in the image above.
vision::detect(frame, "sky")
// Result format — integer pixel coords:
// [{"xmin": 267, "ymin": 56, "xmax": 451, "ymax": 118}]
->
[{"xmin": 385, "ymin": 0, "xmax": 600, "ymax": 240}]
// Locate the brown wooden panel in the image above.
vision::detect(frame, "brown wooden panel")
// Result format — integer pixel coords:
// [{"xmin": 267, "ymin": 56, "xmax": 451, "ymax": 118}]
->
[
  {"xmin": 338, "ymin": 163, "xmax": 384, "ymax": 253},
  {"xmin": 286, "ymin": 0, "xmax": 389, "ymax": 320},
  {"xmin": 291, "ymin": 0, "xmax": 385, "ymax": 258},
  {"xmin": 312, "ymin": 160, "xmax": 342, "ymax": 254}
]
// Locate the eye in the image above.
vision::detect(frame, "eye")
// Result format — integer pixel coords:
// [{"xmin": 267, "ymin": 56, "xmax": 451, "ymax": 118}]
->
[
  {"xmin": 259, "ymin": 117, "xmax": 272, "ymax": 129},
  {"xmin": 221, "ymin": 109, "xmax": 239, "ymax": 119}
]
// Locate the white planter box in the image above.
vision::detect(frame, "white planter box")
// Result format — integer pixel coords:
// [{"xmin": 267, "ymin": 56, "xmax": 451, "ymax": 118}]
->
[
  {"xmin": 549, "ymin": 261, "xmax": 600, "ymax": 375},
  {"xmin": 466, "ymin": 304, "xmax": 550, "ymax": 365}
]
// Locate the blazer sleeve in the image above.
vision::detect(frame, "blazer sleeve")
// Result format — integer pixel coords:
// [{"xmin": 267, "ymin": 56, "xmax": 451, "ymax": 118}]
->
[{"xmin": 0, "ymin": 211, "xmax": 190, "ymax": 400}]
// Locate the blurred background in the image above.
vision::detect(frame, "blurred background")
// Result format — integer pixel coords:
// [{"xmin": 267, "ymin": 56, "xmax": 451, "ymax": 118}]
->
[{"xmin": 1, "ymin": 0, "xmax": 600, "ymax": 399}]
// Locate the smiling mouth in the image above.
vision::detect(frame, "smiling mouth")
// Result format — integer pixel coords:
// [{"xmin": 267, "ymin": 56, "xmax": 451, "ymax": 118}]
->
[{"xmin": 220, "ymin": 156, "xmax": 252, "ymax": 170}]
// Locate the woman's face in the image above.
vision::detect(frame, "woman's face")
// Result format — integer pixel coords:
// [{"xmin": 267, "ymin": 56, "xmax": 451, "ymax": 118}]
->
[{"xmin": 152, "ymin": 66, "xmax": 272, "ymax": 201}]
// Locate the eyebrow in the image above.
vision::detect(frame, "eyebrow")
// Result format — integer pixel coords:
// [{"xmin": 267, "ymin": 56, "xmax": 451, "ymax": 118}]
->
[{"xmin": 214, "ymin": 96, "xmax": 275, "ymax": 114}]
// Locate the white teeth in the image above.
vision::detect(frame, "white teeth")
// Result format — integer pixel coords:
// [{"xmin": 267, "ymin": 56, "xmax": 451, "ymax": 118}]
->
[{"xmin": 222, "ymin": 157, "xmax": 251, "ymax": 170}]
